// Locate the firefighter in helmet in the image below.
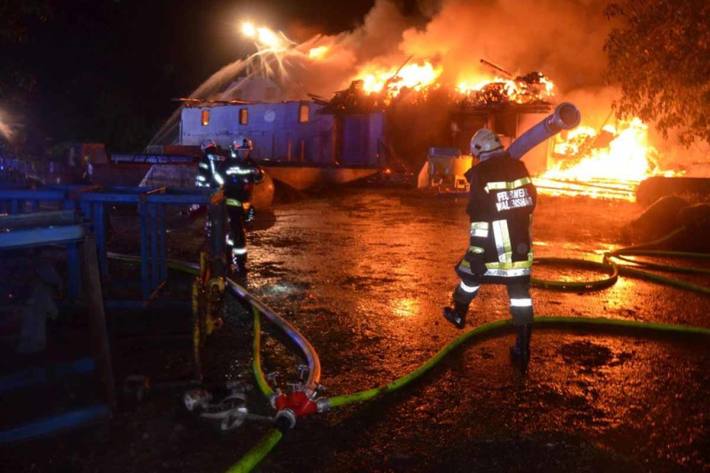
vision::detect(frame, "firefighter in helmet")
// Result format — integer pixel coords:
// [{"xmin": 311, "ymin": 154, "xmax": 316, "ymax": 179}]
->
[
  {"xmin": 195, "ymin": 140, "xmax": 226, "ymax": 189},
  {"xmin": 443, "ymin": 128, "xmax": 537, "ymax": 370},
  {"xmin": 221, "ymin": 136, "xmax": 263, "ymax": 277}
]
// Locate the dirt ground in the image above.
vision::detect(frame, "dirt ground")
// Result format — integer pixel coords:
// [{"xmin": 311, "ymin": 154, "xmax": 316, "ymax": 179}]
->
[{"xmin": 2, "ymin": 187, "xmax": 709, "ymax": 472}]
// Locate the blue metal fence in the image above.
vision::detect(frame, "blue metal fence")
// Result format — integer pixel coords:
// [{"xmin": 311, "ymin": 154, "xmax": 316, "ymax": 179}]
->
[{"xmin": 0, "ymin": 184, "xmax": 222, "ymax": 303}]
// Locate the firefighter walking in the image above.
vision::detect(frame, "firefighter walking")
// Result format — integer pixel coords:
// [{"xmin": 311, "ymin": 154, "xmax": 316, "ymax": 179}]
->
[
  {"xmin": 221, "ymin": 137, "xmax": 263, "ymax": 278},
  {"xmin": 443, "ymin": 129, "xmax": 537, "ymax": 370}
]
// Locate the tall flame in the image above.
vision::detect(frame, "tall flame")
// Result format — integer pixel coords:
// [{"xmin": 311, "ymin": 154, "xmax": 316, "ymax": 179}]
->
[
  {"xmin": 357, "ymin": 62, "xmax": 442, "ymax": 96},
  {"xmin": 354, "ymin": 65, "xmax": 553, "ymax": 104},
  {"xmin": 228, "ymin": 26, "xmax": 682, "ymax": 201},
  {"xmin": 536, "ymin": 117, "xmax": 681, "ymax": 200}
]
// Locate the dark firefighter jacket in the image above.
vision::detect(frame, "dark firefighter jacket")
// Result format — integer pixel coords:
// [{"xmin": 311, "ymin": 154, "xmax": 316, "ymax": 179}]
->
[
  {"xmin": 195, "ymin": 150, "xmax": 226, "ymax": 188},
  {"xmin": 220, "ymin": 157, "xmax": 263, "ymax": 207},
  {"xmin": 458, "ymin": 151, "xmax": 537, "ymax": 283}
]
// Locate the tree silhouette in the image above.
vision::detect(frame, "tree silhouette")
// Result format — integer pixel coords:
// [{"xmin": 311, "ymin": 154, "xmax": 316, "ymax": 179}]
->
[{"xmin": 605, "ymin": 0, "xmax": 710, "ymax": 145}]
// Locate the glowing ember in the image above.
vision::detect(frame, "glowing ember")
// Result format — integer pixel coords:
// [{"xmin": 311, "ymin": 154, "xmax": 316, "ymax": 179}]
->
[
  {"xmin": 308, "ymin": 46, "xmax": 329, "ymax": 60},
  {"xmin": 536, "ymin": 117, "xmax": 682, "ymax": 200},
  {"xmin": 357, "ymin": 62, "xmax": 442, "ymax": 97}
]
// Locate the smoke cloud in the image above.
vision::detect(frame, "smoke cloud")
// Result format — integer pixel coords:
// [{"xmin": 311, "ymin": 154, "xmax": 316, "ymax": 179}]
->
[{"xmin": 287, "ymin": 0, "xmax": 610, "ymax": 95}]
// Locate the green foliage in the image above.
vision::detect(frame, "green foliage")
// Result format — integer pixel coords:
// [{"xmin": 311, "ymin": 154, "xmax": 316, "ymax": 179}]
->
[{"xmin": 604, "ymin": 0, "xmax": 710, "ymax": 145}]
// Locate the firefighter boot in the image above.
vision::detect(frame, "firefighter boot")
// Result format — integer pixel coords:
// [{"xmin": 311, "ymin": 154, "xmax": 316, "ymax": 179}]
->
[
  {"xmin": 509, "ymin": 323, "xmax": 532, "ymax": 369},
  {"xmin": 230, "ymin": 253, "xmax": 248, "ymax": 280},
  {"xmin": 245, "ymin": 206, "xmax": 256, "ymax": 223},
  {"xmin": 443, "ymin": 300, "xmax": 470, "ymax": 329}
]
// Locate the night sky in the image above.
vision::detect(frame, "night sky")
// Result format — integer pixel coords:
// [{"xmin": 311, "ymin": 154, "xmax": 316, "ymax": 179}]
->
[{"xmin": 2, "ymin": 0, "xmax": 387, "ymax": 151}]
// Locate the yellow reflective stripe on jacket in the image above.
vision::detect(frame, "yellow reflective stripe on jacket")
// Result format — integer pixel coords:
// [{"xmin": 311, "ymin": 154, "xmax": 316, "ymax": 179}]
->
[
  {"xmin": 226, "ymin": 198, "xmax": 242, "ymax": 207},
  {"xmin": 470, "ymin": 221, "xmax": 489, "ymax": 238},
  {"xmin": 468, "ymin": 246, "xmax": 485, "ymax": 254},
  {"xmin": 484, "ymin": 176, "xmax": 532, "ymax": 193},
  {"xmin": 491, "ymin": 219, "xmax": 512, "ymax": 264}
]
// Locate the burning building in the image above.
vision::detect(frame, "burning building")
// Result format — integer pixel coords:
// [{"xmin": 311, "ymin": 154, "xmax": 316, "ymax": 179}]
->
[{"xmin": 144, "ymin": 1, "xmax": 689, "ymax": 198}]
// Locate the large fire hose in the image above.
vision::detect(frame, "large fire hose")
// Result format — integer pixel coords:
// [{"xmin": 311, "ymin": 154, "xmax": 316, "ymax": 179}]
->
[{"xmin": 507, "ymin": 102, "xmax": 581, "ymax": 160}]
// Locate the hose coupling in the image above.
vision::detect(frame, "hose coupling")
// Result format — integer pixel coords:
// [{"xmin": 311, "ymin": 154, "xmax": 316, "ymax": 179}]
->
[
  {"xmin": 315, "ymin": 397, "xmax": 331, "ymax": 413},
  {"xmin": 274, "ymin": 408, "xmax": 297, "ymax": 431}
]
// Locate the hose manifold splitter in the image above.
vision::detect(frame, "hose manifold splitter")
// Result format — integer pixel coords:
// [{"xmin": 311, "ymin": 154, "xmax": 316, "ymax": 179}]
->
[
  {"xmin": 272, "ymin": 384, "xmax": 329, "ymax": 430},
  {"xmin": 183, "ymin": 381, "xmax": 330, "ymax": 432}
]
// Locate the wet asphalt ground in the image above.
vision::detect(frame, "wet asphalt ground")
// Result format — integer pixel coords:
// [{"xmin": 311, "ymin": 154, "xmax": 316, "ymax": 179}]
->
[{"xmin": 3, "ymin": 187, "xmax": 709, "ymax": 472}]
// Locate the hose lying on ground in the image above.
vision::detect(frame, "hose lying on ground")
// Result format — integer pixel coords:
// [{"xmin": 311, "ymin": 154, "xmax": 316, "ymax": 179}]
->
[
  {"xmin": 225, "ymin": 428, "xmax": 283, "ymax": 473},
  {"xmin": 221, "ymin": 226, "xmax": 710, "ymax": 471},
  {"xmin": 531, "ymin": 257, "xmax": 619, "ymax": 291},
  {"xmin": 530, "ymin": 253, "xmax": 710, "ymax": 296},
  {"xmin": 605, "ymin": 236, "xmax": 710, "ymax": 295},
  {"xmin": 525, "ymin": 225, "xmax": 710, "ymax": 295},
  {"xmin": 226, "ymin": 311, "xmax": 710, "ymax": 472},
  {"xmin": 222, "ymin": 309, "xmax": 283, "ymax": 473},
  {"xmin": 105, "ymin": 229, "xmax": 710, "ymax": 473},
  {"xmin": 107, "ymin": 252, "xmax": 322, "ymax": 392},
  {"xmin": 324, "ymin": 316, "xmax": 710, "ymax": 409},
  {"xmin": 251, "ymin": 308, "xmax": 274, "ymax": 399},
  {"xmin": 226, "ymin": 279, "xmax": 321, "ymax": 392}
]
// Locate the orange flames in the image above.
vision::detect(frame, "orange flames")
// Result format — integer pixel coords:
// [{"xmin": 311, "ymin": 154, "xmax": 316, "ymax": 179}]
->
[
  {"xmin": 235, "ymin": 24, "xmax": 680, "ymax": 199},
  {"xmin": 353, "ymin": 62, "xmax": 555, "ymax": 107},
  {"xmin": 535, "ymin": 117, "xmax": 682, "ymax": 200},
  {"xmin": 456, "ymin": 73, "xmax": 555, "ymax": 104},
  {"xmin": 356, "ymin": 61, "xmax": 443, "ymax": 97},
  {"xmin": 349, "ymin": 60, "xmax": 678, "ymax": 200}
]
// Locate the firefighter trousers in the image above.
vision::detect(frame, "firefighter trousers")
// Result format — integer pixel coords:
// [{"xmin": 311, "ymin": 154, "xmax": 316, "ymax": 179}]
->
[
  {"xmin": 226, "ymin": 204, "xmax": 248, "ymax": 268},
  {"xmin": 452, "ymin": 278, "xmax": 533, "ymax": 326}
]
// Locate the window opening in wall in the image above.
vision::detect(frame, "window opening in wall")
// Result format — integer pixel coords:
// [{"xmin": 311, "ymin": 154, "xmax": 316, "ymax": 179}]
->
[
  {"xmin": 298, "ymin": 103, "xmax": 309, "ymax": 123},
  {"xmin": 239, "ymin": 108, "xmax": 249, "ymax": 125}
]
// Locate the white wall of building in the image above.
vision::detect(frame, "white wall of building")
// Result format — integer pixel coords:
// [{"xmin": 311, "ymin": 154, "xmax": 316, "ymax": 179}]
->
[{"xmin": 180, "ymin": 102, "xmax": 336, "ymax": 164}]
